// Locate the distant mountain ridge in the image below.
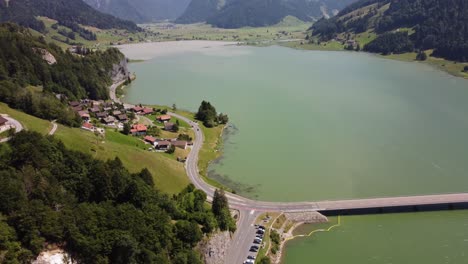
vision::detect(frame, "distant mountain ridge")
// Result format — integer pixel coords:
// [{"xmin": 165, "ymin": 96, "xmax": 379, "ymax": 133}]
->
[
  {"xmin": 83, "ymin": 0, "xmax": 192, "ymax": 23},
  {"xmin": 0, "ymin": 0, "xmax": 140, "ymax": 32},
  {"xmin": 310, "ymin": 0, "xmax": 468, "ymax": 61},
  {"xmin": 176, "ymin": 0, "xmax": 357, "ymax": 28}
]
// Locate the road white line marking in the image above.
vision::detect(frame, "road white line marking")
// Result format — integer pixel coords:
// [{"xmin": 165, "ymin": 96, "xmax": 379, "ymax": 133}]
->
[{"xmin": 250, "ymin": 210, "xmax": 255, "ymax": 215}]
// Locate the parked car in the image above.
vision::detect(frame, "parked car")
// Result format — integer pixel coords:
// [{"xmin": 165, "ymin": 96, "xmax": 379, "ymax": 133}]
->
[
  {"xmin": 250, "ymin": 246, "xmax": 259, "ymax": 252},
  {"xmin": 247, "ymin": 256, "xmax": 255, "ymax": 260},
  {"xmin": 254, "ymin": 239, "xmax": 262, "ymax": 244},
  {"xmin": 257, "ymin": 229, "xmax": 265, "ymax": 235},
  {"xmin": 244, "ymin": 259, "xmax": 254, "ymax": 264}
]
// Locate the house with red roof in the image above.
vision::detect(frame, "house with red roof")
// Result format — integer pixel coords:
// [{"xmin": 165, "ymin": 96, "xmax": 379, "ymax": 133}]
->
[
  {"xmin": 157, "ymin": 114, "xmax": 171, "ymax": 122},
  {"xmin": 81, "ymin": 122, "xmax": 95, "ymax": 131},
  {"xmin": 144, "ymin": 136, "xmax": 157, "ymax": 145},
  {"xmin": 130, "ymin": 124, "xmax": 147, "ymax": 136},
  {"xmin": 142, "ymin": 108, "xmax": 154, "ymax": 115}
]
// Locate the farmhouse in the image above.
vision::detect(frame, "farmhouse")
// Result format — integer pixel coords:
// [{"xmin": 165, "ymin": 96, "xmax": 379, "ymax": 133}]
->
[
  {"xmin": 96, "ymin": 112, "xmax": 108, "ymax": 119},
  {"xmin": 142, "ymin": 108, "xmax": 154, "ymax": 115},
  {"xmin": 155, "ymin": 140, "xmax": 171, "ymax": 150},
  {"xmin": 144, "ymin": 136, "xmax": 157, "ymax": 145},
  {"xmin": 102, "ymin": 116, "xmax": 116, "ymax": 125},
  {"xmin": 130, "ymin": 124, "xmax": 147, "ymax": 136},
  {"xmin": 117, "ymin": 114, "xmax": 129, "ymax": 122},
  {"xmin": 81, "ymin": 122, "xmax": 95, "ymax": 131},
  {"xmin": 78, "ymin": 111, "xmax": 90, "ymax": 121},
  {"xmin": 158, "ymin": 114, "xmax": 171, "ymax": 122},
  {"xmin": 164, "ymin": 122, "xmax": 175, "ymax": 131},
  {"xmin": 172, "ymin": 140, "xmax": 188, "ymax": 150}
]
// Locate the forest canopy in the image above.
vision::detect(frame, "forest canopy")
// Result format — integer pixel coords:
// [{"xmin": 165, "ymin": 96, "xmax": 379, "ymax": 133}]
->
[
  {"xmin": 0, "ymin": 131, "xmax": 233, "ymax": 263},
  {"xmin": 310, "ymin": 0, "xmax": 468, "ymax": 61}
]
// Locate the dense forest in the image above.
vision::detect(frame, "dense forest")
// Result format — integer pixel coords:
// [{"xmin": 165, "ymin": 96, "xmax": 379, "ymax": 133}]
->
[
  {"xmin": 0, "ymin": 23, "xmax": 125, "ymax": 125},
  {"xmin": 310, "ymin": 0, "xmax": 468, "ymax": 61},
  {"xmin": 177, "ymin": 0, "xmax": 356, "ymax": 28},
  {"xmin": 0, "ymin": 131, "xmax": 234, "ymax": 263},
  {"xmin": 0, "ymin": 0, "xmax": 140, "ymax": 33}
]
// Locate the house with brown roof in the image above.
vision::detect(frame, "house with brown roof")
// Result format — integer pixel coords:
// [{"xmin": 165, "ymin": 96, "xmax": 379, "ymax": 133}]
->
[
  {"xmin": 112, "ymin": 110, "xmax": 122, "ymax": 116},
  {"xmin": 72, "ymin": 106, "xmax": 83, "ymax": 112},
  {"xmin": 142, "ymin": 108, "xmax": 154, "ymax": 115},
  {"xmin": 102, "ymin": 116, "xmax": 116, "ymax": 125},
  {"xmin": 89, "ymin": 107, "xmax": 100, "ymax": 113},
  {"xmin": 78, "ymin": 110, "xmax": 90, "ymax": 121},
  {"xmin": 172, "ymin": 140, "xmax": 188, "ymax": 150},
  {"xmin": 164, "ymin": 122, "xmax": 175, "ymax": 131},
  {"xmin": 132, "ymin": 106, "xmax": 143, "ymax": 113},
  {"xmin": 130, "ymin": 124, "xmax": 147, "ymax": 136},
  {"xmin": 155, "ymin": 140, "xmax": 171, "ymax": 150},
  {"xmin": 157, "ymin": 114, "xmax": 171, "ymax": 122},
  {"xmin": 69, "ymin": 101, "xmax": 80, "ymax": 107},
  {"xmin": 117, "ymin": 114, "xmax": 129, "ymax": 122},
  {"xmin": 96, "ymin": 112, "xmax": 108, "ymax": 119}
]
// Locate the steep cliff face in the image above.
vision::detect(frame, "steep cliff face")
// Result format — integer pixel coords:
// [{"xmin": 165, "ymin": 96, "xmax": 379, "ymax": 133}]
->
[{"xmin": 111, "ymin": 57, "xmax": 130, "ymax": 83}]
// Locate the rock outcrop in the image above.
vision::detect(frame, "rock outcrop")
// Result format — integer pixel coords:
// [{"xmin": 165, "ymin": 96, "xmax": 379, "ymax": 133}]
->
[
  {"xmin": 33, "ymin": 48, "xmax": 57, "ymax": 65},
  {"xmin": 110, "ymin": 57, "xmax": 130, "ymax": 83},
  {"xmin": 198, "ymin": 231, "xmax": 232, "ymax": 264}
]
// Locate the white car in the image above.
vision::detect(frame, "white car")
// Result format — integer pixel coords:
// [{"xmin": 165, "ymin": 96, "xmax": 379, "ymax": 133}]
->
[{"xmin": 244, "ymin": 259, "xmax": 254, "ymax": 264}]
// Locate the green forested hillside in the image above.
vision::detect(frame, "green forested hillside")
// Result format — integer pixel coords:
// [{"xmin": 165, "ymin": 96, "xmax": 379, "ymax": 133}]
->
[
  {"xmin": 177, "ymin": 0, "xmax": 357, "ymax": 28},
  {"xmin": 0, "ymin": 23, "xmax": 124, "ymax": 125},
  {"xmin": 0, "ymin": 0, "xmax": 140, "ymax": 33},
  {"xmin": 0, "ymin": 131, "xmax": 229, "ymax": 263},
  {"xmin": 310, "ymin": 0, "xmax": 468, "ymax": 61}
]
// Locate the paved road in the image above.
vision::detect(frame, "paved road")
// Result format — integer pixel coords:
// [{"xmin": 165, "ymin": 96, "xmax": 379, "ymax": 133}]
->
[
  {"xmin": 109, "ymin": 79, "xmax": 126, "ymax": 103},
  {"xmin": 48, "ymin": 120, "xmax": 58, "ymax": 135},
  {"xmin": 0, "ymin": 116, "xmax": 24, "ymax": 143},
  {"xmin": 170, "ymin": 112, "xmax": 468, "ymax": 264}
]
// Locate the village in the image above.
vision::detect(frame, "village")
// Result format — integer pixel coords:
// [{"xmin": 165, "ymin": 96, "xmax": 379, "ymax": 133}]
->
[{"xmin": 69, "ymin": 99, "xmax": 193, "ymax": 162}]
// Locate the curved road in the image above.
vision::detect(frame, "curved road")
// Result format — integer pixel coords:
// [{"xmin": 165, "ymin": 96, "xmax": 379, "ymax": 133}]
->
[{"xmin": 0, "ymin": 116, "xmax": 24, "ymax": 143}]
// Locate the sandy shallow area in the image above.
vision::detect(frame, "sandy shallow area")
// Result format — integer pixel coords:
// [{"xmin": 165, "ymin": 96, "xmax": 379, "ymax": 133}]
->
[{"xmin": 117, "ymin": 40, "xmax": 241, "ymax": 60}]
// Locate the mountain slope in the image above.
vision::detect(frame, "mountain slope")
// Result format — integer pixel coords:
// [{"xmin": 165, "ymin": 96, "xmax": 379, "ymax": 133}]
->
[
  {"xmin": 176, "ymin": 0, "xmax": 226, "ymax": 24},
  {"xmin": 0, "ymin": 0, "xmax": 140, "ymax": 32},
  {"xmin": 83, "ymin": 0, "xmax": 191, "ymax": 23},
  {"xmin": 177, "ymin": 0, "xmax": 357, "ymax": 28},
  {"xmin": 310, "ymin": 0, "xmax": 468, "ymax": 61}
]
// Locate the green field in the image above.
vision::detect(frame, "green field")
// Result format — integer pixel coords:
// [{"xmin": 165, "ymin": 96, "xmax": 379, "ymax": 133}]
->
[
  {"xmin": 0, "ymin": 103, "xmax": 189, "ymax": 194},
  {"xmin": 53, "ymin": 125, "xmax": 189, "ymax": 194},
  {"xmin": 142, "ymin": 17, "xmax": 309, "ymax": 44},
  {"xmin": 0, "ymin": 103, "xmax": 51, "ymax": 134}
]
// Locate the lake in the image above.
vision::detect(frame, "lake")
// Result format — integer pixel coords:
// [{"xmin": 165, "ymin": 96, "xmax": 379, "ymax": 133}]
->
[
  {"xmin": 121, "ymin": 42, "xmax": 468, "ymax": 264},
  {"xmin": 124, "ymin": 44, "xmax": 468, "ymax": 202}
]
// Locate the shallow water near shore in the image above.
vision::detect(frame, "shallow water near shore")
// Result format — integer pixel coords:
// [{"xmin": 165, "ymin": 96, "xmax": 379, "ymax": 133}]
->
[
  {"xmin": 124, "ymin": 44, "xmax": 468, "ymax": 202},
  {"xmin": 284, "ymin": 211, "xmax": 468, "ymax": 264}
]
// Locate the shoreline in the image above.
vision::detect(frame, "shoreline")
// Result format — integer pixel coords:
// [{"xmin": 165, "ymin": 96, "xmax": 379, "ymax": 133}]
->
[{"xmin": 280, "ymin": 41, "xmax": 468, "ymax": 80}]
